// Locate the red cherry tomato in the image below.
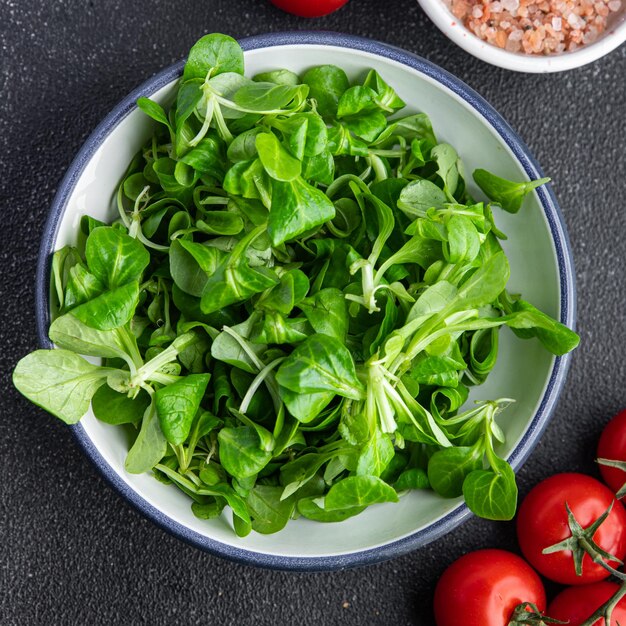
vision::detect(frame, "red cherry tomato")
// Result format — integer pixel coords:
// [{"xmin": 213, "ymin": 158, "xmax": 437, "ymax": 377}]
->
[
  {"xmin": 598, "ymin": 409, "xmax": 626, "ymax": 497},
  {"xmin": 547, "ymin": 582, "xmax": 626, "ymax": 625},
  {"xmin": 269, "ymin": 0, "xmax": 349, "ymax": 17},
  {"xmin": 433, "ymin": 549, "xmax": 546, "ymax": 626},
  {"xmin": 517, "ymin": 473, "xmax": 626, "ymax": 585}
]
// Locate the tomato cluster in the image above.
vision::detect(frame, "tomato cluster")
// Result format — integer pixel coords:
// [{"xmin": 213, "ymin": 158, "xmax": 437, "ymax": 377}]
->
[
  {"xmin": 434, "ymin": 409, "xmax": 626, "ymax": 626},
  {"xmin": 434, "ymin": 550, "xmax": 546, "ymax": 626},
  {"xmin": 269, "ymin": 0, "xmax": 349, "ymax": 18},
  {"xmin": 517, "ymin": 473, "xmax": 626, "ymax": 586},
  {"xmin": 548, "ymin": 582, "xmax": 626, "ymax": 625}
]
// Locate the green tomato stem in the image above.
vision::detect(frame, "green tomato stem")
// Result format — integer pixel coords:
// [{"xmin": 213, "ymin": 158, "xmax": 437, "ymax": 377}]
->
[{"xmin": 579, "ymin": 581, "xmax": 626, "ymax": 626}]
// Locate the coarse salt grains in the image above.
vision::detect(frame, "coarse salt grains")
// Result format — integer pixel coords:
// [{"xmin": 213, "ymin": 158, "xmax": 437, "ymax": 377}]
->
[{"xmin": 447, "ymin": 0, "xmax": 622, "ymax": 54}]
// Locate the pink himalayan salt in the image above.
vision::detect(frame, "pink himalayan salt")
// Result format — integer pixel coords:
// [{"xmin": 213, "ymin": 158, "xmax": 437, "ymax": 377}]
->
[
  {"xmin": 583, "ymin": 25, "xmax": 599, "ymax": 41},
  {"xmin": 501, "ymin": 0, "xmax": 520, "ymax": 11},
  {"xmin": 567, "ymin": 12, "xmax": 586, "ymax": 28},
  {"xmin": 447, "ymin": 0, "xmax": 617, "ymax": 55},
  {"xmin": 506, "ymin": 34, "xmax": 523, "ymax": 49},
  {"xmin": 596, "ymin": 2, "xmax": 610, "ymax": 15}
]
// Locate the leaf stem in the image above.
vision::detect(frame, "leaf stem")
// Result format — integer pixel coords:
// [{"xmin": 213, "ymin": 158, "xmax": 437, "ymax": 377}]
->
[
  {"xmin": 221, "ymin": 326, "xmax": 264, "ymax": 372},
  {"xmin": 116, "ymin": 184, "xmax": 132, "ymax": 229},
  {"xmin": 239, "ymin": 357, "xmax": 285, "ymax": 415},
  {"xmin": 129, "ymin": 332, "xmax": 198, "ymax": 389},
  {"xmin": 155, "ymin": 463, "xmax": 198, "ymax": 492},
  {"xmin": 189, "ymin": 95, "xmax": 215, "ymax": 147},
  {"xmin": 148, "ymin": 372, "xmax": 181, "ymax": 385},
  {"xmin": 212, "ymin": 102, "xmax": 233, "ymax": 143},
  {"xmin": 116, "ymin": 327, "xmax": 143, "ymax": 377}
]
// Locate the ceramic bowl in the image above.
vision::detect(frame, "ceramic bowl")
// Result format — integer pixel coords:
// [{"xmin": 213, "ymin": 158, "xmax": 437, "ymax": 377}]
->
[
  {"xmin": 36, "ymin": 32, "xmax": 576, "ymax": 570},
  {"xmin": 417, "ymin": 0, "xmax": 626, "ymax": 72}
]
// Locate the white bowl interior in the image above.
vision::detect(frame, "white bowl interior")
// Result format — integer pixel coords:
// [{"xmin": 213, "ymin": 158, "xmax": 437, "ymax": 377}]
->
[
  {"xmin": 53, "ymin": 44, "xmax": 561, "ymax": 558},
  {"xmin": 417, "ymin": 0, "xmax": 626, "ymax": 72}
]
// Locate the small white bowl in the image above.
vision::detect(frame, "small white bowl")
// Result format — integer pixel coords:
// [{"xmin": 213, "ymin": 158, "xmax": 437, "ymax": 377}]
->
[
  {"xmin": 417, "ymin": 0, "xmax": 626, "ymax": 72},
  {"xmin": 37, "ymin": 32, "xmax": 576, "ymax": 569}
]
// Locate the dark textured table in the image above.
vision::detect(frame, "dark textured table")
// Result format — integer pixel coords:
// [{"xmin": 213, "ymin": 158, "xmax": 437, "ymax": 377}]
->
[{"xmin": 1, "ymin": 0, "xmax": 624, "ymax": 623}]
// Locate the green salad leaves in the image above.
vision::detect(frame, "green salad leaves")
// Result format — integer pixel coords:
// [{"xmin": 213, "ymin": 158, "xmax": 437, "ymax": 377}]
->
[{"xmin": 13, "ymin": 33, "xmax": 579, "ymax": 536}]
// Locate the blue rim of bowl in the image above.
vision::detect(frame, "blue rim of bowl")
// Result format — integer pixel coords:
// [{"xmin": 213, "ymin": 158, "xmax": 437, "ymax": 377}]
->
[{"xmin": 35, "ymin": 31, "xmax": 576, "ymax": 571}]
